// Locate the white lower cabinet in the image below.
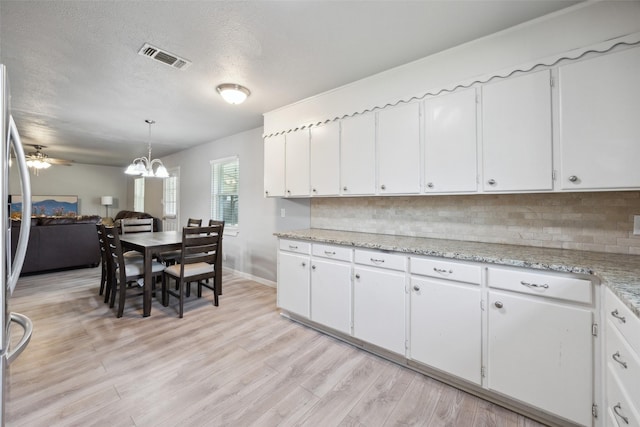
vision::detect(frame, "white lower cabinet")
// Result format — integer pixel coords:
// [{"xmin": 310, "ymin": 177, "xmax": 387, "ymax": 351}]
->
[
  {"xmin": 310, "ymin": 251, "xmax": 352, "ymax": 334},
  {"xmin": 353, "ymin": 264, "xmax": 406, "ymax": 355},
  {"xmin": 487, "ymin": 288, "xmax": 594, "ymax": 426},
  {"xmin": 410, "ymin": 276, "xmax": 482, "ymax": 385},
  {"xmin": 277, "ymin": 240, "xmax": 311, "ymax": 318}
]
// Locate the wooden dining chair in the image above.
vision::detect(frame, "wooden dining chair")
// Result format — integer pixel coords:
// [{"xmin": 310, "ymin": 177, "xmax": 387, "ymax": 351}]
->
[
  {"xmin": 96, "ymin": 224, "xmax": 111, "ymax": 302},
  {"xmin": 120, "ymin": 217, "xmax": 154, "ymax": 234},
  {"xmin": 187, "ymin": 218, "xmax": 202, "ymax": 227},
  {"xmin": 102, "ymin": 225, "xmax": 165, "ymax": 318},
  {"xmin": 159, "ymin": 218, "xmax": 203, "ymax": 266},
  {"xmin": 162, "ymin": 225, "xmax": 221, "ymax": 318}
]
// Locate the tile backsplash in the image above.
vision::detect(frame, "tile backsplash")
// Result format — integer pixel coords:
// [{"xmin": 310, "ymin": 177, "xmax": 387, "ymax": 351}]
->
[{"xmin": 310, "ymin": 191, "xmax": 640, "ymax": 255}]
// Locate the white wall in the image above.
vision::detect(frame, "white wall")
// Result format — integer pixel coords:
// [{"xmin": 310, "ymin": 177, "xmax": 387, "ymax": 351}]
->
[
  {"xmin": 162, "ymin": 127, "xmax": 310, "ymax": 283},
  {"xmin": 9, "ymin": 162, "xmax": 128, "ymax": 217}
]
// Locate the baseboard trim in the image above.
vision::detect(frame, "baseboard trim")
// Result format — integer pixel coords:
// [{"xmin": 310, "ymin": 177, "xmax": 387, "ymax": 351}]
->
[{"xmin": 226, "ymin": 268, "xmax": 276, "ymax": 288}]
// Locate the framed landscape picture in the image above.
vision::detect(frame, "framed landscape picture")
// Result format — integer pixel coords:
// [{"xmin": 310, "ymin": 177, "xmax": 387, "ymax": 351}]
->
[{"xmin": 10, "ymin": 195, "xmax": 78, "ymax": 218}]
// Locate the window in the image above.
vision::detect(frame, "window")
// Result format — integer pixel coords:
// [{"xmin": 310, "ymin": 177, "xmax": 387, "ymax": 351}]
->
[
  {"xmin": 163, "ymin": 174, "xmax": 178, "ymax": 218},
  {"xmin": 211, "ymin": 156, "xmax": 239, "ymax": 228},
  {"xmin": 134, "ymin": 177, "xmax": 145, "ymax": 212}
]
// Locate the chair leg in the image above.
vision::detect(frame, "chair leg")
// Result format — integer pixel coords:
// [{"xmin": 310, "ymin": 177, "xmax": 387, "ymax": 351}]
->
[
  {"xmin": 179, "ymin": 280, "xmax": 184, "ymax": 318},
  {"xmin": 99, "ymin": 264, "xmax": 106, "ymax": 296},
  {"xmin": 161, "ymin": 274, "xmax": 168, "ymax": 307},
  {"xmin": 117, "ymin": 279, "xmax": 127, "ymax": 318},
  {"xmin": 108, "ymin": 271, "xmax": 117, "ymax": 308}
]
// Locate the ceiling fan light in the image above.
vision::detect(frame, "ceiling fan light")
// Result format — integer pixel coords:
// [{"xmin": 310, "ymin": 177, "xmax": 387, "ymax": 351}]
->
[{"xmin": 217, "ymin": 83, "xmax": 250, "ymax": 105}]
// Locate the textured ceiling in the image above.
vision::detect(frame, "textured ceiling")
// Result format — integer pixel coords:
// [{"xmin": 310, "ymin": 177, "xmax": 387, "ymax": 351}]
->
[{"xmin": 0, "ymin": 1, "xmax": 581, "ymax": 167}]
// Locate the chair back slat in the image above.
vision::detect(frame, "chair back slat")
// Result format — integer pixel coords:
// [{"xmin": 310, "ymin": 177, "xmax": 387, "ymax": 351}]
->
[
  {"xmin": 187, "ymin": 218, "xmax": 202, "ymax": 227},
  {"xmin": 121, "ymin": 218, "xmax": 154, "ymax": 234},
  {"xmin": 179, "ymin": 226, "xmax": 220, "ymax": 268}
]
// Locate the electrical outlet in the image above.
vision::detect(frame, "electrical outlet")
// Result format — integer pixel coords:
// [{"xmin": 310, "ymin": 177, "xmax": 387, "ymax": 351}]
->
[
  {"xmin": 634, "ymin": 215, "xmax": 640, "ymax": 236},
  {"xmin": 281, "ymin": 208, "xmax": 286, "ymax": 218}
]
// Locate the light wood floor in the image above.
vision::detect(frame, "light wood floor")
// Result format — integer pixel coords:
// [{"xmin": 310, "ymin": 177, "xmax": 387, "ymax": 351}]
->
[{"xmin": 6, "ymin": 267, "xmax": 546, "ymax": 427}]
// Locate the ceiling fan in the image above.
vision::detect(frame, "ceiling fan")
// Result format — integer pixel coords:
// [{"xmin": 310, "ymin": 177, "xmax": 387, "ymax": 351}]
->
[{"xmin": 24, "ymin": 144, "xmax": 73, "ymax": 175}]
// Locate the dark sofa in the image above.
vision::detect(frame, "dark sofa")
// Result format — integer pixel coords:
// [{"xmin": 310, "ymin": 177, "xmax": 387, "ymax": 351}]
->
[{"xmin": 11, "ymin": 216, "xmax": 101, "ymax": 274}]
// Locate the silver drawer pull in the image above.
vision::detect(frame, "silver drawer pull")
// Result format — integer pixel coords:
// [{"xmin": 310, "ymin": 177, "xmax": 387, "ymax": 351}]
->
[
  {"xmin": 301, "ymin": 262, "xmax": 306, "ymax": 267},
  {"xmin": 289, "ymin": 245, "xmax": 298, "ymax": 250},
  {"xmin": 611, "ymin": 309, "xmax": 626, "ymax": 323},
  {"xmin": 433, "ymin": 267, "xmax": 453, "ymax": 274},
  {"xmin": 612, "ymin": 351, "xmax": 628, "ymax": 369},
  {"xmin": 370, "ymin": 258, "xmax": 385, "ymax": 264},
  {"xmin": 355, "ymin": 274, "xmax": 360, "ymax": 279},
  {"xmin": 324, "ymin": 251, "xmax": 336, "ymax": 256},
  {"xmin": 520, "ymin": 281, "xmax": 548, "ymax": 289},
  {"xmin": 613, "ymin": 403, "xmax": 629, "ymax": 425},
  {"xmin": 413, "ymin": 285, "xmax": 420, "ymax": 292}
]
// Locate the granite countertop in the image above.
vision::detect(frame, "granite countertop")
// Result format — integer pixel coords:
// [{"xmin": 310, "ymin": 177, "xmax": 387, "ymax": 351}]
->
[{"xmin": 275, "ymin": 228, "xmax": 640, "ymax": 319}]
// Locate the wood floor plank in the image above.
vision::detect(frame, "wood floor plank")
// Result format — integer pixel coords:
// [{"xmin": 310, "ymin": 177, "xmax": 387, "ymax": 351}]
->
[{"xmin": 6, "ymin": 267, "xmax": 547, "ymax": 427}]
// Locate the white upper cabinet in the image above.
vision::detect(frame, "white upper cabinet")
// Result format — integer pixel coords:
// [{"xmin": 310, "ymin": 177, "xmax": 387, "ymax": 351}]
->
[
  {"xmin": 340, "ymin": 112, "xmax": 376, "ymax": 195},
  {"xmin": 263, "ymin": 134, "xmax": 286, "ymax": 197},
  {"xmin": 559, "ymin": 47, "xmax": 640, "ymax": 190},
  {"xmin": 378, "ymin": 102, "xmax": 421, "ymax": 194},
  {"xmin": 285, "ymin": 128, "xmax": 310, "ymax": 197},
  {"xmin": 424, "ymin": 88, "xmax": 478, "ymax": 193},
  {"xmin": 481, "ymin": 70, "xmax": 553, "ymax": 192},
  {"xmin": 310, "ymin": 121, "xmax": 340, "ymax": 196}
]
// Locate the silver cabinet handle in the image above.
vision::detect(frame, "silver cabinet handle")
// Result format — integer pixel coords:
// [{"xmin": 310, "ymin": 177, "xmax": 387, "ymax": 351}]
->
[
  {"xmin": 355, "ymin": 274, "xmax": 360, "ymax": 279},
  {"xmin": 343, "ymin": 186, "xmax": 348, "ymax": 191},
  {"xmin": 311, "ymin": 265, "xmax": 316, "ymax": 270},
  {"xmin": 370, "ymin": 258, "xmax": 385, "ymax": 264},
  {"xmin": 324, "ymin": 251, "xmax": 336, "ymax": 256},
  {"xmin": 426, "ymin": 182, "xmax": 434, "ymax": 189},
  {"xmin": 487, "ymin": 179, "xmax": 496, "ymax": 185},
  {"xmin": 413, "ymin": 285, "xmax": 420, "ymax": 292},
  {"xmin": 265, "ymin": 190, "xmax": 269, "ymax": 196},
  {"xmin": 568, "ymin": 175, "xmax": 578, "ymax": 183},
  {"xmin": 611, "ymin": 309, "xmax": 626, "ymax": 323},
  {"xmin": 433, "ymin": 267, "xmax": 453, "ymax": 274},
  {"xmin": 301, "ymin": 262, "xmax": 306, "ymax": 267},
  {"xmin": 380, "ymin": 184, "xmax": 386, "ymax": 190},
  {"xmin": 612, "ymin": 351, "xmax": 628, "ymax": 369},
  {"xmin": 520, "ymin": 281, "xmax": 549, "ymax": 289},
  {"xmin": 494, "ymin": 301, "xmax": 503, "ymax": 309},
  {"xmin": 289, "ymin": 245, "xmax": 298, "ymax": 250},
  {"xmin": 613, "ymin": 403, "xmax": 629, "ymax": 425},
  {"xmin": 286, "ymin": 190, "xmax": 291, "ymax": 195},
  {"xmin": 312, "ymin": 188, "xmax": 317, "ymax": 193}
]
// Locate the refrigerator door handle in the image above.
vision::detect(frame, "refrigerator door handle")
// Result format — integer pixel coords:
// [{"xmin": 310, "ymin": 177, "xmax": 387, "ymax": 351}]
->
[
  {"xmin": 7, "ymin": 115, "xmax": 32, "ymax": 295},
  {"xmin": 6, "ymin": 313, "xmax": 32, "ymax": 364}
]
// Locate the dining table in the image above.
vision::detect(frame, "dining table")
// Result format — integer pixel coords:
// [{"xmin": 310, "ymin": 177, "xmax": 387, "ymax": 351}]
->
[{"xmin": 119, "ymin": 230, "xmax": 223, "ymax": 317}]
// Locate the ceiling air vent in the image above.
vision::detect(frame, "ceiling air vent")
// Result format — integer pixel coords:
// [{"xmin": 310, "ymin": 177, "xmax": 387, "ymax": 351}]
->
[{"xmin": 138, "ymin": 43, "xmax": 192, "ymax": 70}]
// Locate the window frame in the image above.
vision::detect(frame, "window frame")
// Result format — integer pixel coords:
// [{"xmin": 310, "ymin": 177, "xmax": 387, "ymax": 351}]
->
[{"xmin": 210, "ymin": 155, "xmax": 239, "ymax": 233}]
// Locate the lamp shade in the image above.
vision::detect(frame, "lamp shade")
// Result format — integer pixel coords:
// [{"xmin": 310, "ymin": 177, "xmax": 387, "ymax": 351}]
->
[
  {"xmin": 216, "ymin": 83, "xmax": 250, "ymax": 104},
  {"xmin": 101, "ymin": 196, "xmax": 113, "ymax": 206}
]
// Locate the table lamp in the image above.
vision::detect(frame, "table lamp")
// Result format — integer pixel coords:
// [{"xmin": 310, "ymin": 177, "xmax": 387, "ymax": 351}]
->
[{"xmin": 101, "ymin": 196, "xmax": 113, "ymax": 218}]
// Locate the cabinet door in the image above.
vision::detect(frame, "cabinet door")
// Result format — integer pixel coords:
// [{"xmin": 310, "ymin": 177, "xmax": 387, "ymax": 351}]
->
[
  {"xmin": 424, "ymin": 88, "xmax": 478, "ymax": 193},
  {"xmin": 482, "ymin": 70, "xmax": 553, "ymax": 192},
  {"xmin": 378, "ymin": 102, "xmax": 421, "ymax": 194},
  {"xmin": 263, "ymin": 135, "xmax": 285, "ymax": 197},
  {"xmin": 487, "ymin": 291, "xmax": 593, "ymax": 426},
  {"xmin": 410, "ymin": 278, "xmax": 481, "ymax": 385},
  {"xmin": 340, "ymin": 113, "xmax": 376, "ymax": 195},
  {"xmin": 310, "ymin": 258, "xmax": 351, "ymax": 334},
  {"xmin": 285, "ymin": 129, "xmax": 310, "ymax": 197},
  {"xmin": 278, "ymin": 251, "xmax": 310, "ymax": 317},
  {"xmin": 310, "ymin": 121, "xmax": 340, "ymax": 196},
  {"xmin": 353, "ymin": 266, "xmax": 406, "ymax": 355},
  {"xmin": 559, "ymin": 47, "xmax": 640, "ymax": 190}
]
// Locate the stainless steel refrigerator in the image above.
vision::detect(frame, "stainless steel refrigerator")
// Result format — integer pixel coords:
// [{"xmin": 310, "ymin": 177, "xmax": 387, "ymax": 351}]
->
[{"xmin": 1, "ymin": 63, "xmax": 33, "ymax": 426}]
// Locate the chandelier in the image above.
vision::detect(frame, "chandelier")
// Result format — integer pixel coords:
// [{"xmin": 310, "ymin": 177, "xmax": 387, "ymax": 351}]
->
[{"xmin": 125, "ymin": 119, "xmax": 169, "ymax": 178}]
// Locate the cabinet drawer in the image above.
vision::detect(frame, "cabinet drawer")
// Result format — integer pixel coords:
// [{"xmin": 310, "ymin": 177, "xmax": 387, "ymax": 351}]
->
[
  {"xmin": 605, "ymin": 288, "xmax": 640, "ymax": 355},
  {"xmin": 354, "ymin": 249, "xmax": 406, "ymax": 271},
  {"xmin": 487, "ymin": 267, "xmax": 592, "ymax": 304},
  {"xmin": 312, "ymin": 243, "xmax": 352, "ymax": 262},
  {"xmin": 279, "ymin": 239, "xmax": 310, "ymax": 255},
  {"xmin": 606, "ymin": 368, "xmax": 640, "ymax": 427},
  {"xmin": 606, "ymin": 321, "xmax": 640, "ymax": 404},
  {"xmin": 411, "ymin": 257, "xmax": 481, "ymax": 285}
]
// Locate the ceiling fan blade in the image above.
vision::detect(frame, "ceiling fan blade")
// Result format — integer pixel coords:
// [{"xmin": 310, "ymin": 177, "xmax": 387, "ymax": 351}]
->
[{"xmin": 45, "ymin": 158, "xmax": 73, "ymax": 165}]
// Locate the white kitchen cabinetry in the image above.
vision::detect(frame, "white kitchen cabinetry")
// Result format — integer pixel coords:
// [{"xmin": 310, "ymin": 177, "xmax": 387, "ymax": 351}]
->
[
  {"xmin": 377, "ymin": 102, "xmax": 421, "ymax": 195},
  {"xmin": 424, "ymin": 88, "xmax": 478, "ymax": 193},
  {"xmin": 481, "ymin": 70, "xmax": 553, "ymax": 192},
  {"xmin": 285, "ymin": 129, "xmax": 310, "ymax": 197},
  {"xmin": 487, "ymin": 267, "xmax": 594, "ymax": 426},
  {"xmin": 559, "ymin": 47, "xmax": 640, "ymax": 190},
  {"xmin": 263, "ymin": 134, "xmax": 285, "ymax": 197},
  {"xmin": 277, "ymin": 240, "xmax": 311, "ymax": 317},
  {"xmin": 604, "ymin": 288, "xmax": 640, "ymax": 426},
  {"xmin": 340, "ymin": 112, "xmax": 376, "ymax": 195},
  {"xmin": 310, "ymin": 244, "xmax": 352, "ymax": 334},
  {"xmin": 410, "ymin": 257, "xmax": 482, "ymax": 384},
  {"xmin": 310, "ymin": 122, "xmax": 340, "ymax": 196},
  {"xmin": 353, "ymin": 250, "xmax": 406, "ymax": 355}
]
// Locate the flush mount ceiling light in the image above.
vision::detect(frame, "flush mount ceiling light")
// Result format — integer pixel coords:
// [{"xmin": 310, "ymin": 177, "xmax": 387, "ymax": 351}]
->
[
  {"xmin": 216, "ymin": 83, "xmax": 251, "ymax": 105},
  {"xmin": 125, "ymin": 119, "xmax": 169, "ymax": 178}
]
